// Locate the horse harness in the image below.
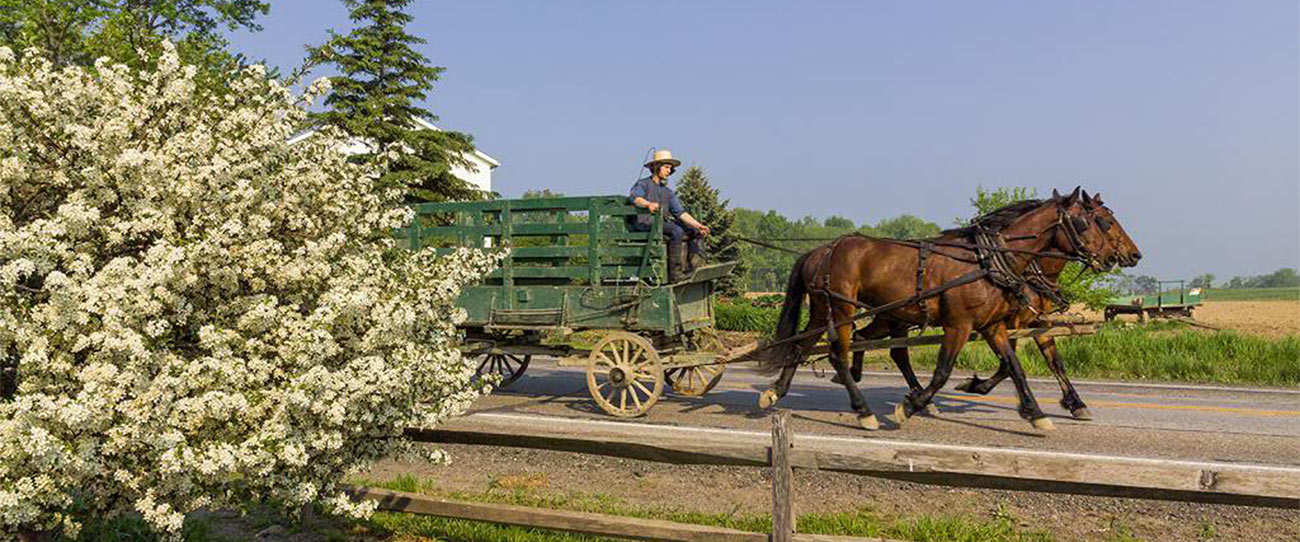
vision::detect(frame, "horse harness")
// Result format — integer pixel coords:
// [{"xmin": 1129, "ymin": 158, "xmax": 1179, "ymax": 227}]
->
[{"xmin": 742, "ymin": 200, "xmax": 1102, "ymax": 357}]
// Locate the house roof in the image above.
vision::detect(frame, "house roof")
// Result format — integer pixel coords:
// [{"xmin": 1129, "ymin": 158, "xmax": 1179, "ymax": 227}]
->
[{"xmin": 287, "ymin": 117, "xmax": 500, "ymax": 168}]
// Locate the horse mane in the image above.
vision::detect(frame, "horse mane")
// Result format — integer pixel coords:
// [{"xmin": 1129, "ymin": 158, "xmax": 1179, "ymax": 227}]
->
[{"xmin": 939, "ymin": 197, "xmax": 1052, "ymax": 237}]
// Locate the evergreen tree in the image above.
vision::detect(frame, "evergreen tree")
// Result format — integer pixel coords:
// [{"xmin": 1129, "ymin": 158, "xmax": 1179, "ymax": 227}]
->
[
  {"xmin": 676, "ymin": 166, "xmax": 747, "ymax": 296},
  {"xmin": 311, "ymin": 0, "xmax": 481, "ymax": 203}
]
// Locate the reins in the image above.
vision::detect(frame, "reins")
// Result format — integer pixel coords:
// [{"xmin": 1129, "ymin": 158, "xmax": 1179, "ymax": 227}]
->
[{"xmin": 740, "ymin": 197, "xmax": 1106, "ymax": 362}]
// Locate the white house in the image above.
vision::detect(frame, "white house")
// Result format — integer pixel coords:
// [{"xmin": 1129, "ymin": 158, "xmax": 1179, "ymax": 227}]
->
[{"xmin": 288, "ymin": 117, "xmax": 500, "ymax": 193}]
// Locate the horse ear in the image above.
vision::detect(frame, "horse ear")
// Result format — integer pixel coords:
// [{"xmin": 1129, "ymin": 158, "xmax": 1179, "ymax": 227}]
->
[
  {"xmin": 1052, "ymin": 188, "xmax": 1061, "ymax": 199},
  {"xmin": 1082, "ymin": 190, "xmax": 1093, "ymax": 205},
  {"xmin": 1070, "ymin": 186, "xmax": 1083, "ymax": 204},
  {"xmin": 1092, "ymin": 192, "xmax": 1104, "ymax": 205}
]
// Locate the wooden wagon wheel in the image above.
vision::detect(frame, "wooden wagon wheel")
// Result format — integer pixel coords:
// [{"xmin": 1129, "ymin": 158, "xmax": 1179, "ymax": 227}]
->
[
  {"xmin": 665, "ymin": 363, "xmax": 725, "ymax": 397},
  {"xmin": 474, "ymin": 352, "xmax": 531, "ymax": 388},
  {"xmin": 586, "ymin": 332, "xmax": 664, "ymax": 417}
]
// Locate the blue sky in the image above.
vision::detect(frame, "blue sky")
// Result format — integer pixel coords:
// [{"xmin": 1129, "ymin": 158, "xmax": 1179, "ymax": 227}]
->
[{"xmin": 230, "ymin": 1, "xmax": 1299, "ymax": 280}]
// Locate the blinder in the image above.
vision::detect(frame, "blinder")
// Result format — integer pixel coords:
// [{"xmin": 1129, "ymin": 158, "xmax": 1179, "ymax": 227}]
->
[{"xmin": 1070, "ymin": 215, "xmax": 1091, "ymax": 233}]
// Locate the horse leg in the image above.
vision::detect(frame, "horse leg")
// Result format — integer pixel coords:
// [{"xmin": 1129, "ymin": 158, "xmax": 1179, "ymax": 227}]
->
[
  {"xmin": 895, "ymin": 322, "xmax": 973, "ymax": 427},
  {"xmin": 828, "ymin": 304, "xmax": 879, "ymax": 430},
  {"xmin": 760, "ymin": 296, "xmax": 829, "ymax": 409},
  {"xmin": 888, "ymin": 323, "xmax": 939, "ymax": 415},
  {"xmin": 761, "ymin": 364, "xmax": 800, "ymax": 409},
  {"xmin": 981, "ymin": 324, "xmax": 1053, "ymax": 431},
  {"xmin": 1038, "ymin": 336, "xmax": 1091, "ymax": 420},
  {"xmin": 833, "ymin": 318, "xmax": 887, "ymax": 385},
  {"xmin": 955, "ymin": 338, "xmax": 1013, "ymax": 395}
]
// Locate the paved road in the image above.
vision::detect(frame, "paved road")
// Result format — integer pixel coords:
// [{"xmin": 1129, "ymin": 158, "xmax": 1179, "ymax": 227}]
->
[{"xmin": 469, "ymin": 357, "xmax": 1300, "ymax": 466}]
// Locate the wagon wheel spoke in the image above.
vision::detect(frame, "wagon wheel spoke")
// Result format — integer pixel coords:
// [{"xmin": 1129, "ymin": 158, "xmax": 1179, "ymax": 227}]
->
[
  {"xmin": 619, "ymin": 388, "xmax": 628, "ymax": 412},
  {"xmin": 498, "ymin": 356, "xmax": 515, "ymax": 378},
  {"xmin": 629, "ymin": 384, "xmax": 645, "ymax": 411},
  {"xmin": 505, "ymin": 354, "xmax": 526, "ymax": 378},
  {"xmin": 632, "ymin": 379, "xmax": 653, "ymax": 399}
]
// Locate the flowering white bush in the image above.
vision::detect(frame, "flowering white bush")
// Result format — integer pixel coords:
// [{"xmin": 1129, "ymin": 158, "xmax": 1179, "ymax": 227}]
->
[{"xmin": 0, "ymin": 43, "xmax": 498, "ymax": 537}]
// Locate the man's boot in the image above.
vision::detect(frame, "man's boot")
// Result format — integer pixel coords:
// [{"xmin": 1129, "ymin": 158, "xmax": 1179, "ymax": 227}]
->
[
  {"xmin": 668, "ymin": 241, "xmax": 688, "ymax": 283},
  {"xmin": 687, "ymin": 245, "xmax": 706, "ymax": 273}
]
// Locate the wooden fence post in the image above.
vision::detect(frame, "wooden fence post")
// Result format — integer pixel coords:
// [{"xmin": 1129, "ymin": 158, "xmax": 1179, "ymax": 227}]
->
[{"xmin": 771, "ymin": 409, "xmax": 794, "ymax": 542}]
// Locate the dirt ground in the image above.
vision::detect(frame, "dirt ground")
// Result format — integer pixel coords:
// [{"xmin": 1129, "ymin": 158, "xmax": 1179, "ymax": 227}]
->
[
  {"xmin": 1195, "ymin": 300, "xmax": 1300, "ymax": 338},
  {"xmin": 359, "ymin": 444, "xmax": 1299, "ymax": 542}
]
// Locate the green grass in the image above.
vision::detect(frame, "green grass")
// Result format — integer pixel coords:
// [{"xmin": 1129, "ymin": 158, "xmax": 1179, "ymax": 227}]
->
[
  {"xmin": 715, "ymin": 297, "xmax": 806, "ymax": 337},
  {"xmin": 938, "ymin": 322, "xmax": 1300, "ymax": 386},
  {"xmin": 350, "ymin": 477, "xmax": 1068, "ymax": 542},
  {"xmin": 719, "ymin": 297, "xmax": 1300, "ymax": 386},
  {"xmin": 1203, "ymin": 287, "xmax": 1299, "ymax": 302}
]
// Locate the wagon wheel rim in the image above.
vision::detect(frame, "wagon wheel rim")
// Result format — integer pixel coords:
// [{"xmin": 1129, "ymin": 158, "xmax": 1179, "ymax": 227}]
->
[
  {"xmin": 664, "ymin": 363, "xmax": 725, "ymax": 397},
  {"xmin": 587, "ymin": 332, "xmax": 663, "ymax": 417},
  {"xmin": 475, "ymin": 352, "xmax": 531, "ymax": 388}
]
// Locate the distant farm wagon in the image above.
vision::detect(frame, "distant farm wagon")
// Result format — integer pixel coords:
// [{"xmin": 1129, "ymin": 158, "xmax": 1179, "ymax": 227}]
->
[{"xmin": 1104, "ymin": 280, "xmax": 1203, "ymax": 321}]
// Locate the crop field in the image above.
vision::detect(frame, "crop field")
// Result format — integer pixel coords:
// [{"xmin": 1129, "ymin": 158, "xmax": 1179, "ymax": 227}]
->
[{"xmin": 1203, "ymin": 287, "xmax": 1299, "ymax": 302}]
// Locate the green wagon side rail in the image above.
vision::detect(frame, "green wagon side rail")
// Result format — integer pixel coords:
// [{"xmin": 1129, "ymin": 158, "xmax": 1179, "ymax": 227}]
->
[{"xmin": 393, "ymin": 194, "xmax": 733, "ymax": 336}]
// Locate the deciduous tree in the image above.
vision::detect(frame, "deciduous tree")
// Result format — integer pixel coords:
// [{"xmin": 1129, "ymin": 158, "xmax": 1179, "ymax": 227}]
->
[{"xmin": 0, "ymin": 0, "xmax": 268, "ymax": 91}]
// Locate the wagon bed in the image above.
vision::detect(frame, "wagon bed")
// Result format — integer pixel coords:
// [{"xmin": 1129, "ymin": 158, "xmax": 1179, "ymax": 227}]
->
[{"xmin": 1104, "ymin": 280, "xmax": 1203, "ymax": 321}]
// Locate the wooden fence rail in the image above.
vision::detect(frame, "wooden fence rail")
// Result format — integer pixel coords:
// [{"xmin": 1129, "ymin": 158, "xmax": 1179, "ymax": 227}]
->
[
  {"xmin": 407, "ymin": 412, "xmax": 1300, "ymax": 509},
  {"xmin": 354, "ymin": 411, "xmax": 892, "ymax": 542},
  {"xmin": 369, "ymin": 411, "xmax": 1297, "ymax": 540}
]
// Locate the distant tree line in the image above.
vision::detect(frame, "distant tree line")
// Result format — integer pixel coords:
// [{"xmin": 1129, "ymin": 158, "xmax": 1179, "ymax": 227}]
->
[
  {"xmin": 1221, "ymin": 268, "xmax": 1299, "ymax": 289},
  {"xmin": 731, "ymin": 208, "xmax": 940, "ymax": 292}
]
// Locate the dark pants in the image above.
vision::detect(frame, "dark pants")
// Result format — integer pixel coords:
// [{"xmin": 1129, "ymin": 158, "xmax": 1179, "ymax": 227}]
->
[{"xmin": 631, "ymin": 219, "xmax": 705, "ymax": 255}]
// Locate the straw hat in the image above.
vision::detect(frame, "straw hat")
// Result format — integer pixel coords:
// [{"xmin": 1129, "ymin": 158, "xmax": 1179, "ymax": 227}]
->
[{"xmin": 644, "ymin": 149, "xmax": 682, "ymax": 168}]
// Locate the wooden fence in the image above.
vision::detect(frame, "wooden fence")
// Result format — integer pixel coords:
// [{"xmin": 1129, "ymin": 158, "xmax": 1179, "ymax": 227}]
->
[
  {"xmin": 346, "ymin": 411, "xmax": 1298, "ymax": 541},
  {"xmin": 352, "ymin": 411, "xmax": 889, "ymax": 542}
]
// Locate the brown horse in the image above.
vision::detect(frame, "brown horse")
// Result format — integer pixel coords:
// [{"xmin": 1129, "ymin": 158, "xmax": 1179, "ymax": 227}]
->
[
  {"xmin": 831, "ymin": 191, "xmax": 1142, "ymax": 420},
  {"xmin": 757, "ymin": 188, "xmax": 1136, "ymax": 431},
  {"xmin": 950, "ymin": 191, "xmax": 1141, "ymax": 419}
]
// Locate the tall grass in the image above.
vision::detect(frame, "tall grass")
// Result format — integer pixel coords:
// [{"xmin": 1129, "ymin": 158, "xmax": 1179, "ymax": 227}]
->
[
  {"xmin": 717, "ymin": 299, "xmax": 1300, "ymax": 386},
  {"xmin": 947, "ymin": 324, "xmax": 1300, "ymax": 385}
]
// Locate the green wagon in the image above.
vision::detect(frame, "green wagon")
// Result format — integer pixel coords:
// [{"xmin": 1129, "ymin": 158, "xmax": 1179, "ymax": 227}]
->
[
  {"xmin": 397, "ymin": 194, "xmax": 738, "ymax": 417},
  {"xmin": 1104, "ymin": 280, "xmax": 1204, "ymax": 322}
]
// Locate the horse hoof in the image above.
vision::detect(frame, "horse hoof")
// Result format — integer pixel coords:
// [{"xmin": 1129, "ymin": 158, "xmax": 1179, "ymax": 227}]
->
[
  {"xmin": 830, "ymin": 373, "xmax": 844, "ymax": 385},
  {"xmin": 1031, "ymin": 417, "xmax": 1056, "ymax": 431},
  {"xmin": 758, "ymin": 389, "xmax": 779, "ymax": 409},
  {"xmin": 893, "ymin": 403, "xmax": 910, "ymax": 427},
  {"xmin": 924, "ymin": 403, "xmax": 940, "ymax": 416},
  {"xmin": 858, "ymin": 414, "xmax": 880, "ymax": 431},
  {"xmin": 1070, "ymin": 407, "xmax": 1093, "ymax": 421},
  {"xmin": 954, "ymin": 378, "xmax": 976, "ymax": 393}
]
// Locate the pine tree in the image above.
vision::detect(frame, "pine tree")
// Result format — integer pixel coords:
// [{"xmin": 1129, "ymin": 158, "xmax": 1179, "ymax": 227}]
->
[
  {"xmin": 311, "ymin": 0, "xmax": 481, "ymax": 203},
  {"xmin": 676, "ymin": 166, "xmax": 747, "ymax": 296}
]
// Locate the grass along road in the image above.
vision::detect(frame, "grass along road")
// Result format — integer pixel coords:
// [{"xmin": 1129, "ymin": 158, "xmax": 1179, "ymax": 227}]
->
[{"xmin": 714, "ymin": 298, "xmax": 1300, "ymax": 385}]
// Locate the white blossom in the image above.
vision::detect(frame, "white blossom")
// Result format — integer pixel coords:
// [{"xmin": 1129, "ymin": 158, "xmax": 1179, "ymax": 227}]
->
[{"xmin": 0, "ymin": 42, "xmax": 500, "ymax": 537}]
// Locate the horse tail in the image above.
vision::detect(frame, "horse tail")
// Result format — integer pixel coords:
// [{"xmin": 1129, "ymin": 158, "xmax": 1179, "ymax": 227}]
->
[{"xmin": 758, "ymin": 249, "xmax": 815, "ymax": 375}]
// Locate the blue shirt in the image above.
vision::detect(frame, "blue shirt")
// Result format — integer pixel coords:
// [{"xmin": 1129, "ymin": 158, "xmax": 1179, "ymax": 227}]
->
[{"xmin": 628, "ymin": 176, "xmax": 685, "ymax": 228}]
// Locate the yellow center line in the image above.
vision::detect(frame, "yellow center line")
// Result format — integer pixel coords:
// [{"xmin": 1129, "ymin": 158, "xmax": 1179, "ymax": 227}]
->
[{"xmin": 940, "ymin": 393, "xmax": 1300, "ymax": 417}]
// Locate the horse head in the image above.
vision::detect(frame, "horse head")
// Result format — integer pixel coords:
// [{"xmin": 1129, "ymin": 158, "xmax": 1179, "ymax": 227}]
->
[
  {"xmin": 1050, "ymin": 187, "xmax": 1117, "ymax": 271},
  {"xmin": 1080, "ymin": 190, "xmax": 1142, "ymax": 269}
]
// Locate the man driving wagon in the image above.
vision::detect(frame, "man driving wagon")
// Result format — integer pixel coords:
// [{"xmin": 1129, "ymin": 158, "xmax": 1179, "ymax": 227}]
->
[{"xmin": 628, "ymin": 149, "xmax": 711, "ymax": 283}]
